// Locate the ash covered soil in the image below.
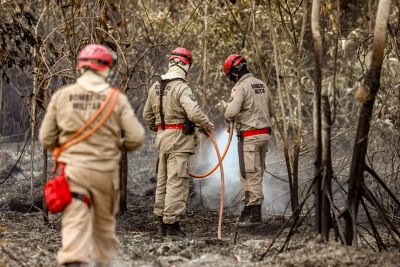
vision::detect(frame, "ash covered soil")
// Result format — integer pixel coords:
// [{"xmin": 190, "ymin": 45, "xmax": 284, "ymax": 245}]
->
[
  {"xmin": 1, "ymin": 139, "xmax": 400, "ymax": 266},
  {"xmin": 1, "ymin": 193, "xmax": 400, "ymax": 267}
]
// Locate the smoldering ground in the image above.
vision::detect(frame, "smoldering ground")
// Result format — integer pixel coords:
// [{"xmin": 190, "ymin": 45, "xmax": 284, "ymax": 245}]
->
[{"xmin": 1, "ymin": 134, "xmax": 399, "ymax": 266}]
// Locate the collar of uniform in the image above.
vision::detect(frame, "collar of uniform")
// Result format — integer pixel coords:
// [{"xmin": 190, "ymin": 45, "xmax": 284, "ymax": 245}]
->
[
  {"xmin": 236, "ymin": 73, "xmax": 253, "ymax": 84},
  {"xmin": 77, "ymin": 70, "xmax": 110, "ymax": 93},
  {"xmin": 161, "ymin": 65, "xmax": 187, "ymax": 81}
]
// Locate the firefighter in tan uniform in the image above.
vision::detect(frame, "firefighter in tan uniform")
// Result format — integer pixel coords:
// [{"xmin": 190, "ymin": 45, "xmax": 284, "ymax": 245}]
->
[
  {"xmin": 39, "ymin": 44, "xmax": 145, "ymax": 267},
  {"xmin": 143, "ymin": 47, "xmax": 214, "ymax": 239},
  {"xmin": 224, "ymin": 54, "xmax": 273, "ymax": 226}
]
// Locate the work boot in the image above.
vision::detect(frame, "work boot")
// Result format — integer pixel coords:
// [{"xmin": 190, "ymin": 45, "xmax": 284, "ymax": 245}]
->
[
  {"xmin": 239, "ymin": 205, "xmax": 251, "ymax": 221},
  {"xmin": 250, "ymin": 204, "xmax": 262, "ymax": 223},
  {"xmin": 238, "ymin": 204, "xmax": 262, "ymax": 227},
  {"xmin": 158, "ymin": 216, "xmax": 167, "ymax": 238},
  {"xmin": 165, "ymin": 221, "xmax": 186, "ymax": 240}
]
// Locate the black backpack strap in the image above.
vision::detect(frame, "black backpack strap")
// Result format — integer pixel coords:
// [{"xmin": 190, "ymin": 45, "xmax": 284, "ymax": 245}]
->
[
  {"xmin": 159, "ymin": 78, "xmax": 186, "ymax": 130},
  {"xmin": 159, "ymin": 80, "xmax": 167, "ymax": 130}
]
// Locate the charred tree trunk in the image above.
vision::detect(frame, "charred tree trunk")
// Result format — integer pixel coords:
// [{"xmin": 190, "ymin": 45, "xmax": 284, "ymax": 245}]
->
[
  {"xmin": 291, "ymin": 0, "xmax": 309, "ymax": 216},
  {"xmin": 251, "ymin": 0, "xmax": 267, "ymax": 83},
  {"xmin": 311, "ymin": 0, "xmax": 323, "ymax": 233},
  {"xmin": 344, "ymin": 0, "xmax": 392, "ymax": 245},
  {"xmin": 119, "ymin": 150, "xmax": 128, "ymax": 213},
  {"xmin": 273, "ymin": 0, "xmax": 310, "ymax": 213},
  {"xmin": 42, "ymin": 81, "xmax": 49, "ymax": 224},
  {"xmin": 197, "ymin": 0, "xmax": 208, "ymax": 169},
  {"xmin": 30, "ymin": 3, "xmax": 42, "ymax": 206},
  {"xmin": 267, "ymin": 1, "xmax": 298, "ymax": 212},
  {"xmin": 0, "ymin": 78, "xmax": 3, "ymax": 131},
  {"xmin": 42, "ymin": 148, "xmax": 48, "ymax": 223},
  {"xmin": 321, "ymin": 95, "xmax": 333, "ymax": 241},
  {"xmin": 30, "ymin": 82, "xmax": 37, "ymax": 205},
  {"xmin": 202, "ymin": 0, "xmax": 208, "ymax": 110}
]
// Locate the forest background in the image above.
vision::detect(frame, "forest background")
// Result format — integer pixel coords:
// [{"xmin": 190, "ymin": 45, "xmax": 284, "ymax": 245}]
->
[{"xmin": 0, "ymin": 0, "xmax": 399, "ymax": 265}]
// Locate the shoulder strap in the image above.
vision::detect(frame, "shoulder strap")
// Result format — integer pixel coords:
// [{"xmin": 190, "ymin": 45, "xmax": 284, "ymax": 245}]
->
[
  {"xmin": 159, "ymin": 80, "xmax": 167, "ymax": 130},
  {"xmin": 159, "ymin": 78, "xmax": 186, "ymax": 130},
  {"xmin": 52, "ymin": 88, "xmax": 120, "ymax": 171}
]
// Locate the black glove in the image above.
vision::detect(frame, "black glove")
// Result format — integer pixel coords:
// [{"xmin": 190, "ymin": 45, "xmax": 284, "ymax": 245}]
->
[{"xmin": 149, "ymin": 122, "xmax": 157, "ymax": 132}]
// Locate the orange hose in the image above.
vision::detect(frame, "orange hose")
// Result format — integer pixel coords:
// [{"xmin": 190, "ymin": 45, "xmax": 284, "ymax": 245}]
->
[
  {"xmin": 188, "ymin": 125, "xmax": 234, "ymax": 239},
  {"xmin": 206, "ymin": 130, "xmax": 225, "ymax": 240},
  {"xmin": 189, "ymin": 126, "xmax": 233, "ymax": 179}
]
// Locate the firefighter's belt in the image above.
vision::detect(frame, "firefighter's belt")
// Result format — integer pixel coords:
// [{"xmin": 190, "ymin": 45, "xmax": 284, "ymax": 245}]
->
[
  {"xmin": 241, "ymin": 127, "xmax": 271, "ymax": 138},
  {"xmin": 71, "ymin": 192, "xmax": 91, "ymax": 208},
  {"xmin": 157, "ymin": 123, "xmax": 184, "ymax": 130}
]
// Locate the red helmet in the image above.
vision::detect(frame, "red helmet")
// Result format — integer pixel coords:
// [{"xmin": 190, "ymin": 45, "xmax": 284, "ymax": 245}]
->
[
  {"xmin": 169, "ymin": 47, "xmax": 193, "ymax": 65},
  {"xmin": 77, "ymin": 44, "xmax": 115, "ymax": 71},
  {"xmin": 224, "ymin": 54, "xmax": 245, "ymax": 76}
]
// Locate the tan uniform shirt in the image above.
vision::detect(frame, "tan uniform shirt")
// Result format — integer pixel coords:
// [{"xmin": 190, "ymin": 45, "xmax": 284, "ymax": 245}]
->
[
  {"xmin": 225, "ymin": 73, "xmax": 274, "ymax": 141},
  {"xmin": 143, "ymin": 79, "xmax": 211, "ymax": 153},
  {"xmin": 39, "ymin": 84, "xmax": 145, "ymax": 171}
]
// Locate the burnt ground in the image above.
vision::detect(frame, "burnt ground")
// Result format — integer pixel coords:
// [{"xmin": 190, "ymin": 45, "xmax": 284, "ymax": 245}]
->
[
  {"xmin": 1, "ymin": 192, "xmax": 400, "ymax": 267},
  {"xmin": 1, "ymin": 138, "xmax": 400, "ymax": 266}
]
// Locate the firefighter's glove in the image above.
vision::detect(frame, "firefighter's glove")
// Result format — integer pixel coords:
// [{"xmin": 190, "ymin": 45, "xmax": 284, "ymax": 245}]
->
[
  {"xmin": 226, "ymin": 120, "xmax": 233, "ymax": 133},
  {"xmin": 199, "ymin": 122, "xmax": 214, "ymax": 136},
  {"xmin": 149, "ymin": 123, "xmax": 158, "ymax": 132},
  {"xmin": 206, "ymin": 122, "xmax": 215, "ymax": 132}
]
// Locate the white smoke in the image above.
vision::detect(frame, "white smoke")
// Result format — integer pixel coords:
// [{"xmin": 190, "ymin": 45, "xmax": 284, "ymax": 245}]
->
[
  {"xmin": 190, "ymin": 129, "xmax": 291, "ymax": 215},
  {"xmin": 190, "ymin": 129, "xmax": 241, "ymax": 211}
]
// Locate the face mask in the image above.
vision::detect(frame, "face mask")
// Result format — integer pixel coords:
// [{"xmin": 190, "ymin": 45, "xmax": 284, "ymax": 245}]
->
[
  {"xmin": 169, "ymin": 59, "xmax": 190, "ymax": 75},
  {"xmin": 228, "ymin": 71, "xmax": 239, "ymax": 82},
  {"xmin": 98, "ymin": 68, "xmax": 111, "ymax": 78},
  {"xmin": 228, "ymin": 62, "xmax": 247, "ymax": 82}
]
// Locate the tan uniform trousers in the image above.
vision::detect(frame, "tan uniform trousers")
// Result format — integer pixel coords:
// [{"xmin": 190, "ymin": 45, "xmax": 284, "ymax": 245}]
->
[
  {"xmin": 241, "ymin": 140, "xmax": 268, "ymax": 206},
  {"xmin": 154, "ymin": 152, "xmax": 190, "ymax": 224},
  {"xmin": 57, "ymin": 165, "xmax": 120, "ymax": 266}
]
